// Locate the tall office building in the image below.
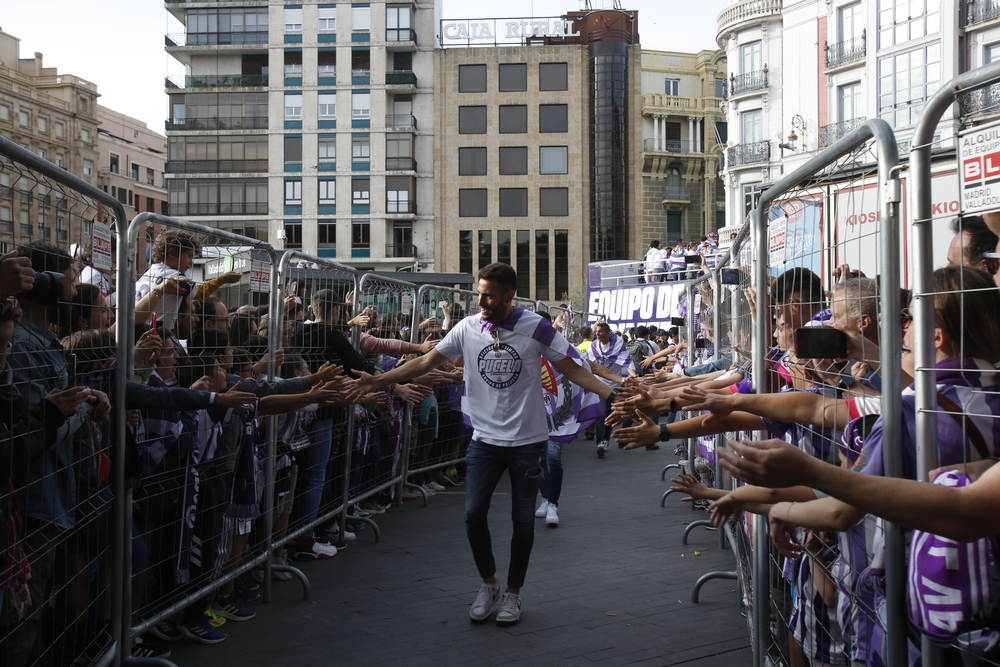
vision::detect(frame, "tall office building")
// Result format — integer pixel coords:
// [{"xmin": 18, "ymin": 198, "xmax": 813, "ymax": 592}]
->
[{"xmin": 165, "ymin": 0, "xmax": 435, "ymax": 269}]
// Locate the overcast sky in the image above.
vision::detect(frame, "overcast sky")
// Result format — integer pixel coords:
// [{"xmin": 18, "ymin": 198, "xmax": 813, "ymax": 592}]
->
[{"xmin": 0, "ymin": 0, "xmax": 723, "ymax": 134}]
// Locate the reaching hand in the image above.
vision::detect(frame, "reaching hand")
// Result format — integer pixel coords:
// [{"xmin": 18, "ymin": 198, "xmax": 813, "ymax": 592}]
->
[
  {"xmin": 418, "ymin": 337, "xmax": 439, "ymax": 354},
  {"xmin": 0, "ymin": 251, "xmax": 34, "ymax": 298},
  {"xmin": 134, "ymin": 330, "xmax": 162, "ymax": 368},
  {"xmin": 218, "ymin": 271, "xmax": 243, "ymax": 285},
  {"xmin": 307, "ymin": 380, "xmax": 345, "ymax": 405},
  {"xmin": 668, "ymin": 472, "xmax": 710, "ymax": 501},
  {"xmin": 708, "ymin": 493, "xmax": 745, "ymax": 527},
  {"xmin": 350, "ymin": 369, "xmax": 380, "ymax": 395},
  {"xmin": 717, "ymin": 439, "xmax": 811, "ymax": 489},
  {"xmin": 43, "ymin": 386, "xmax": 93, "ymax": 417},
  {"xmin": 311, "ymin": 362, "xmax": 344, "ymax": 385},
  {"xmin": 223, "ymin": 381, "xmax": 259, "ymax": 411},
  {"xmin": 393, "ymin": 382, "xmax": 432, "ymax": 405},
  {"xmin": 769, "ymin": 513, "xmax": 805, "ymax": 559},
  {"xmin": 613, "ymin": 410, "xmax": 660, "ymax": 449},
  {"xmin": 678, "ymin": 386, "xmax": 731, "ymax": 425}
]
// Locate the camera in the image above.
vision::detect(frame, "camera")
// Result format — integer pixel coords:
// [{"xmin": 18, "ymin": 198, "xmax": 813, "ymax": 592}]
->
[
  {"xmin": 695, "ymin": 338, "xmax": 712, "ymax": 349},
  {"xmin": 18, "ymin": 271, "xmax": 64, "ymax": 307},
  {"xmin": 684, "ymin": 255, "xmax": 703, "ymax": 264},
  {"xmin": 720, "ymin": 268, "xmax": 745, "ymax": 285},
  {"xmin": 671, "ymin": 316, "xmax": 685, "ymax": 326},
  {"xmin": 794, "ymin": 326, "xmax": 847, "ymax": 359}
]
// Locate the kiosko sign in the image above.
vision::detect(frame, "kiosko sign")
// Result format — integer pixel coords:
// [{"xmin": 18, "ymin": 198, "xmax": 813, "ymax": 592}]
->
[
  {"xmin": 960, "ymin": 119, "xmax": 1000, "ymax": 214},
  {"xmin": 439, "ymin": 17, "xmax": 580, "ymax": 46}
]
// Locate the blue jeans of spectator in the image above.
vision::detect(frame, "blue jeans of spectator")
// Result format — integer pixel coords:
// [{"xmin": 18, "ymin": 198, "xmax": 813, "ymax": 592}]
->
[
  {"xmin": 594, "ymin": 397, "xmax": 611, "ymax": 444},
  {"xmin": 464, "ymin": 439, "xmax": 546, "ymax": 589},
  {"xmin": 538, "ymin": 440, "xmax": 563, "ymax": 506},
  {"xmin": 682, "ymin": 356, "xmax": 732, "ymax": 377},
  {"xmin": 300, "ymin": 417, "xmax": 333, "ymax": 540}
]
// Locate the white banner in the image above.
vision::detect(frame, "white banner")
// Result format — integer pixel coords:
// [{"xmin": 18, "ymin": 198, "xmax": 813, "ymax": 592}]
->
[
  {"xmin": 959, "ymin": 119, "xmax": 1000, "ymax": 214},
  {"xmin": 91, "ymin": 221, "xmax": 113, "ymax": 271}
]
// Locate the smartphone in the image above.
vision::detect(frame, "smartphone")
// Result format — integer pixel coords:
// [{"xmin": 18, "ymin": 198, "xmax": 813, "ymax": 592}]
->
[
  {"xmin": 721, "ymin": 268, "xmax": 744, "ymax": 285},
  {"xmin": 684, "ymin": 255, "xmax": 703, "ymax": 264},
  {"xmin": 671, "ymin": 316, "xmax": 686, "ymax": 326},
  {"xmin": 794, "ymin": 327, "xmax": 848, "ymax": 359},
  {"xmin": 695, "ymin": 338, "xmax": 712, "ymax": 349}
]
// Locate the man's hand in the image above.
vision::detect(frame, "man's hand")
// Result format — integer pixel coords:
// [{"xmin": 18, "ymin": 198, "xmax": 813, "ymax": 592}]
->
[
  {"xmin": 89, "ymin": 389, "xmax": 112, "ymax": 422},
  {"xmin": 306, "ymin": 380, "xmax": 345, "ymax": 405},
  {"xmin": 717, "ymin": 439, "xmax": 810, "ymax": 488},
  {"xmin": 0, "ymin": 251, "xmax": 34, "ymax": 298},
  {"xmin": 310, "ymin": 362, "xmax": 344, "ymax": 385},
  {"xmin": 134, "ymin": 330, "xmax": 162, "ymax": 368},
  {"xmin": 613, "ymin": 409, "xmax": 660, "ymax": 449},
  {"xmin": 43, "ymin": 386, "xmax": 93, "ymax": 417},
  {"xmin": 350, "ymin": 369, "xmax": 381, "ymax": 395},
  {"xmin": 678, "ymin": 386, "xmax": 733, "ymax": 425},
  {"xmin": 419, "ymin": 316, "xmax": 439, "ymax": 330},
  {"xmin": 223, "ymin": 381, "xmax": 259, "ymax": 411},
  {"xmin": 393, "ymin": 382, "xmax": 432, "ymax": 405}
]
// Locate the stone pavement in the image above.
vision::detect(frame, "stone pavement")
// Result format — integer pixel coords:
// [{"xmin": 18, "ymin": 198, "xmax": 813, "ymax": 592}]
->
[{"xmin": 168, "ymin": 438, "xmax": 752, "ymax": 666}]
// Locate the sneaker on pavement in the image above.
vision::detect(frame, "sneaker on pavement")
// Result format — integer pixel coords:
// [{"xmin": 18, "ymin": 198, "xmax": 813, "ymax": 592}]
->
[
  {"xmin": 272, "ymin": 556, "xmax": 293, "ymax": 581},
  {"xmin": 132, "ymin": 636, "xmax": 171, "ymax": 660},
  {"xmin": 292, "ymin": 538, "xmax": 338, "ymax": 561},
  {"xmin": 420, "ymin": 483, "xmax": 438, "ymax": 496},
  {"xmin": 402, "ymin": 486, "xmax": 422, "ymax": 500},
  {"xmin": 469, "ymin": 582, "xmax": 501, "ymax": 623},
  {"xmin": 149, "ymin": 618, "xmax": 182, "ymax": 643},
  {"xmin": 212, "ymin": 593, "xmax": 256, "ymax": 622},
  {"xmin": 535, "ymin": 499, "xmax": 549, "ymax": 518},
  {"xmin": 495, "ymin": 593, "xmax": 522, "ymax": 626},
  {"xmin": 235, "ymin": 577, "xmax": 261, "ymax": 602},
  {"xmin": 250, "ymin": 567, "xmax": 265, "ymax": 584},
  {"xmin": 360, "ymin": 501, "xmax": 386, "ymax": 514},
  {"xmin": 433, "ymin": 471, "xmax": 458, "ymax": 487},
  {"xmin": 327, "ymin": 524, "xmax": 357, "ymax": 541},
  {"xmin": 545, "ymin": 504, "xmax": 560, "ymax": 527},
  {"xmin": 597, "ymin": 441, "xmax": 609, "ymax": 458},
  {"xmin": 205, "ymin": 608, "xmax": 227, "ymax": 628},
  {"xmin": 426, "ymin": 481, "xmax": 446, "ymax": 492},
  {"xmin": 180, "ymin": 614, "xmax": 227, "ymax": 644}
]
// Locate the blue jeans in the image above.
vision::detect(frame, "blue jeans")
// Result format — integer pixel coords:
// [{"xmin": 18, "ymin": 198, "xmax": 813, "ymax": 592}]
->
[
  {"xmin": 300, "ymin": 418, "xmax": 334, "ymax": 539},
  {"xmin": 538, "ymin": 440, "xmax": 563, "ymax": 506},
  {"xmin": 464, "ymin": 439, "xmax": 546, "ymax": 589},
  {"xmin": 682, "ymin": 357, "xmax": 732, "ymax": 377}
]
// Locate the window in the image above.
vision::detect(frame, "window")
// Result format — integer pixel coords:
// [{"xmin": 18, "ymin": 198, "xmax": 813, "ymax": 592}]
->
[
  {"xmin": 81, "ymin": 128, "xmax": 91, "ymax": 142},
  {"xmin": 715, "ymin": 79, "xmax": 726, "ymax": 98},
  {"xmin": 499, "ymin": 64, "xmax": 527, "ymax": 92},
  {"xmin": 352, "ymin": 220, "xmax": 370, "ymax": 249},
  {"xmin": 539, "ymin": 146, "xmax": 568, "ymax": 174},
  {"xmin": 740, "ymin": 109, "xmax": 763, "ymax": 143},
  {"xmin": 664, "ymin": 79, "xmax": 679, "ymax": 96},
  {"xmin": 285, "ymin": 135, "xmax": 303, "ymax": 164},
  {"xmin": 351, "ymin": 6, "xmax": 370, "ymax": 32},
  {"xmin": 539, "ymin": 62, "xmax": 568, "ymax": 91},
  {"xmin": 459, "ymin": 65, "xmax": 487, "ymax": 93},
  {"xmin": 839, "ymin": 81, "xmax": 862, "ymax": 121},
  {"xmin": 83, "ymin": 159, "xmax": 94, "ymax": 176},
  {"xmin": 18, "ymin": 110, "xmax": 29, "ymax": 127},
  {"xmin": 878, "ymin": 43, "xmax": 941, "ymax": 128},
  {"xmin": 285, "ymin": 93, "xmax": 303, "ymax": 119},
  {"xmin": 318, "ymin": 93, "xmax": 337, "ymax": 118},
  {"xmin": 516, "ymin": 230, "xmax": 530, "ymax": 295},
  {"xmin": 352, "ymin": 49, "xmax": 370, "ymax": 75},
  {"xmin": 0, "ymin": 105, "xmax": 8, "ymax": 121},
  {"xmin": 110, "ymin": 154, "xmax": 120, "ymax": 174},
  {"xmin": 284, "ymin": 7, "xmax": 303, "ymax": 33},
  {"xmin": 318, "ymin": 221, "xmax": 336, "ymax": 245},
  {"xmin": 741, "ymin": 41, "xmax": 762, "ymax": 73},
  {"xmin": 497, "ymin": 230, "xmax": 511, "ymax": 265},
  {"xmin": 131, "ymin": 163, "xmax": 139, "ymax": 180},
  {"xmin": 285, "ymin": 180, "xmax": 302, "ymax": 205},
  {"xmin": 284, "ymin": 221, "xmax": 303, "ymax": 248},
  {"xmin": 53, "ymin": 121, "xmax": 64, "ymax": 137},
  {"xmin": 146, "ymin": 167, "xmax": 155, "ymax": 184},
  {"xmin": 499, "ymin": 105, "xmax": 527, "ymax": 133},
  {"xmin": 459, "ymin": 147, "xmax": 487, "ymax": 175},
  {"xmin": 318, "ymin": 50, "xmax": 336, "ymax": 76},
  {"xmin": 458, "ymin": 106, "xmax": 487, "ymax": 134},
  {"xmin": 20, "ymin": 209, "xmax": 30, "ymax": 237},
  {"xmin": 459, "ymin": 230, "xmax": 473, "ymax": 274},
  {"xmin": 878, "ymin": 0, "xmax": 940, "ymax": 48},
  {"xmin": 319, "ymin": 136, "xmax": 337, "ymax": 163},
  {"xmin": 554, "ymin": 230, "xmax": 568, "ymax": 301},
  {"xmin": 387, "ymin": 5, "xmax": 411, "ymax": 40},
  {"xmin": 988, "ymin": 43, "xmax": 1000, "ymax": 64},
  {"xmin": 499, "ymin": 188, "xmax": 528, "ymax": 216},
  {"xmin": 352, "ymin": 91, "xmax": 370, "ymax": 118},
  {"xmin": 535, "ymin": 230, "xmax": 549, "ymax": 300},
  {"xmin": 318, "ymin": 6, "xmax": 336, "ymax": 33},
  {"xmin": 386, "ymin": 176, "xmax": 413, "ymax": 212},
  {"xmin": 352, "ymin": 135, "xmax": 370, "ymax": 162},
  {"xmin": 539, "ymin": 188, "xmax": 568, "ymax": 216},
  {"xmin": 499, "ymin": 147, "xmax": 527, "ymax": 175},
  {"xmin": 319, "ymin": 179, "xmax": 336, "ymax": 205},
  {"xmin": 352, "ymin": 178, "xmax": 370, "ymax": 205},
  {"xmin": 37, "ymin": 117, "xmax": 47, "ymax": 133},
  {"xmin": 0, "ymin": 206, "xmax": 10, "ymax": 232},
  {"xmin": 56, "ymin": 154, "xmax": 65, "ymax": 168},
  {"xmin": 539, "ymin": 104, "xmax": 568, "ymax": 133},
  {"xmin": 839, "ymin": 2, "xmax": 863, "ymax": 41},
  {"xmin": 285, "ymin": 50, "xmax": 303, "ymax": 77},
  {"xmin": 459, "ymin": 189, "xmax": 487, "ymax": 217},
  {"xmin": 478, "ymin": 230, "xmax": 492, "ymax": 270}
]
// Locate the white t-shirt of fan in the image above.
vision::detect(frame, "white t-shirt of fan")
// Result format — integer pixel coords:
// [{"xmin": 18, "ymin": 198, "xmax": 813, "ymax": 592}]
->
[{"xmin": 436, "ymin": 312, "xmax": 571, "ymax": 447}]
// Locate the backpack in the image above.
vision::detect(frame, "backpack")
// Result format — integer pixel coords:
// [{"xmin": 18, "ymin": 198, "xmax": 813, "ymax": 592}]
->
[
  {"xmin": 907, "ymin": 468, "xmax": 1000, "ymax": 648},
  {"xmin": 626, "ymin": 338, "xmax": 656, "ymax": 376}
]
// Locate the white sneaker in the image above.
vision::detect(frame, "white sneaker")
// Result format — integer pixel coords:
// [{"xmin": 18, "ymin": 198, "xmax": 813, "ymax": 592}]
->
[
  {"xmin": 426, "ymin": 481, "xmax": 446, "ymax": 492},
  {"xmin": 272, "ymin": 556, "xmax": 293, "ymax": 581},
  {"xmin": 545, "ymin": 503, "xmax": 559, "ymax": 527},
  {"xmin": 495, "ymin": 592, "xmax": 522, "ymax": 626},
  {"xmin": 421, "ymin": 483, "xmax": 438, "ymax": 496},
  {"xmin": 534, "ymin": 499, "xmax": 549, "ymax": 518},
  {"xmin": 469, "ymin": 582, "xmax": 501, "ymax": 622},
  {"xmin": 328, "ymin": 525, "xmax": 357, "ymax": 541}
]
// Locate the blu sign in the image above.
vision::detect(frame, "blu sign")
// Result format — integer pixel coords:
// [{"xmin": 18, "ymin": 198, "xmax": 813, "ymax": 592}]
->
[{"xmin": 587, "ymin": 283, "xmax": 685, "ymax": 332}]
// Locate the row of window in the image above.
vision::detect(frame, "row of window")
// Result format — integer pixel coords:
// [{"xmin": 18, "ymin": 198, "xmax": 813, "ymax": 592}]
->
[
  {"xmin": 458, "ymin": 146, "xmax": 568, "ymax": 176},
  {"xmin": 459, "ymin": 229, "xmax": 569, "ymax": 301},
  {"xmin": 458, "ymin": 105, "xmax": 568, "ymax": 134},
  {"xmin": 458, "ymin": 63, "xmax": 568, "ymax": 93},
  {"xmin": 0, "ymin": 206, "xmax": 71, "ymax": 240},
  {"xmin": 283, "ymin": 219, "xmax": 413, "ymax": 252},
  {"xmin": 0, "ymin": 105, "xmax": 69, "ymax": 139},
  {"xmin": 108, "ymin": 153, "xmax": 160, "ymax": 185},
  {"xmin": 284, "ymin": 6, "xmax": 410, "ymax": 36},
  {"xmin": 282, "ymin": 176, "xmax": 414, "ymax": 208},
  {"xmin": 459, "ymin": 188, "xmax": 569, "ymax": 217},
  {"xmin": 284, "ymin": 91, "xmax": 368, "ymax": 120}
]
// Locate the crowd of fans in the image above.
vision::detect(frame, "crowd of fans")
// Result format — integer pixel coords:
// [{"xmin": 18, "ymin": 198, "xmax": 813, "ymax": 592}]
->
[{"xmin": 642, "ymin": 232, "xmax": 724, "ymax": 283}]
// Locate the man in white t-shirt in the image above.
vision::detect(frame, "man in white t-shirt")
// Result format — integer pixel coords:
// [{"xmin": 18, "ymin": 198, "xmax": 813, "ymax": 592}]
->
[
  {"xmin": 351, "ymin": 263, "xmax": 618, "ymax": 627},
  {"xmin": 644, "ymin": 240, "xmax": 666, "ymax": 283}
]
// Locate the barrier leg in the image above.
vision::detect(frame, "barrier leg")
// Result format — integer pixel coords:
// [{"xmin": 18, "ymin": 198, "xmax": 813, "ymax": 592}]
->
[
  {"xmin": 270, "ymin": 562, "xmax": 311, "ymax": 601},
  {"xmin": 682, "ymin": 519, "xmax": 715, "ymax": 545},
  {"xmin": 348, "ymin": 515, "xmax": 382, "ymax": 542},
  {"xmin": 661, "ymin": 462, "xmax": 683, "ymax": 480},
  {"xmin": 691, "ymin": 571, "xmax": 738, "ymax": 603}
]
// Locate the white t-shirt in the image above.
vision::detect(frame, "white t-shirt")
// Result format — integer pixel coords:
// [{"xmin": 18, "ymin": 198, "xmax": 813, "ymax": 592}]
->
[
  {"xmin": 436, "ymin": 310, "xmax": 572, "ymax": 447},
  {"xmin": 135, "ymin": 263, "xmax": 196, "ymax": 331},
  {"xmin": 644, "ymin": 247, "xmax": 665, "ymax": 272}
]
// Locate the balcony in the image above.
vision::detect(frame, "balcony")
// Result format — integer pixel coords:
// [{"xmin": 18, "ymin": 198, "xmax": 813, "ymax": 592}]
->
[
  {"xmin": 170, "ymin": 202, "xmax": 268, "ymax": 216},
  {"xmin": 661, "ymin": 185, "xmax": 692, "ymax": 204},
  {"xmin": 166, "ymin": 31, "xmax": 268, "ymax": 47},
  {"xmin": 642, "ymin": 138, "xmax": 699, "ymax": 153},
  {"xmin": 824, "ymin": 31, "xmax": 866, "ymax": 69},
  {"xmin": 726, "ymin": 140, "xmax": 770, "ymax": 167},
  {"xmin": 166, "ymin": 160, "xmax": 268, "ymax": 174},
  {"xmin": 819, "ymin": 117, "xmax": 867, "ymax": 148},
  {"xmin": 386, "ymin": 28, "xmax": 417, "ymax": 47},
  {"xmin": 165, "ymin": 116, "xmax": 268, "ymax": 131},
  {"xmin": 385, "ymin": 70, "xmax": 417, "ymax": 88},
  {"xmin": 385, "ymin": 243, "xmax": 417, "ymax": 258},
  {"xmin": 717, "ymin": 0, "xmax": 783, "ymax": 43},
  {"xmin": 386, "ymin": 200, "xmax": 417, "ymax": 214},
  {"xmin": 726, "ymin": 68, "xmax": 768, "ymax": 98},
  {"xmin": 386, "ymin": 157, "xmax": 417, "ymax": 171},
  {"xmin": 385, "ymin": 114, "xmax": 417, "ymax": 129},
  {"xmin": 966, "ymin": 0, "xmax": 1000, "ymax": 26},
  {"xmin": 960, "ymin": 83, "xmax": 1000, "ymax": 116},
  {"xmin": 168, "ymin": 74, "xmax": 268, "ymax": 89}
]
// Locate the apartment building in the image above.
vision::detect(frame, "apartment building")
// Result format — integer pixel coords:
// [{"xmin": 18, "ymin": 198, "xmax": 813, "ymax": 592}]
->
[{"xmin": 97, "ymin": 105, "xmax": 169, "ymax": 222}]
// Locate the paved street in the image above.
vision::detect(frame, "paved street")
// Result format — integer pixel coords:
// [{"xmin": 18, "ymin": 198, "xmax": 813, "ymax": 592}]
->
[{"xmin": 168, "ymin": 438, "xmax": 751, "ymax": 666}]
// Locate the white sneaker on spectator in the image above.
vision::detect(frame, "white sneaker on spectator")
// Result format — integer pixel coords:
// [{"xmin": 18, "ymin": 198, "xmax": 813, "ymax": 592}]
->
[
  {"xmin": 535, "ymin": 499, "xmax": 549, "ymax": 518},
  {"xmin": 545, "ymin": 503, "xmax": 559, "ymax": 527},
  {"xmin": 469, "ymin": 582, "xmax": 500, "ymax": 622},
  {"xmin": 328, "ymin": 524, "xmax": 357, "ymax": 541},
  {"xmin": 426, "ymin": 481, "xmax": 446, "ymax": 492},
  {"xmin": 402, "ymin": 486, "xmax": 422, "ymax": 500},
  {"xmin": 495, "ymin": 593, "xmax": 522, "ymax": 626},
  {"xmin": 421, "ymin": 483, "xmax": 438, "ymax": 496},
  {"xmin": 272, "ymin": 556, "xmax": 293, "ymax": 581}
]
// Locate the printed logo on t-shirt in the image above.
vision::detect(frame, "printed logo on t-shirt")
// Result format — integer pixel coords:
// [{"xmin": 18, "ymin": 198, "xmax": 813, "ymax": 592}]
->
[{"xmin": 477, "ymin": 343, "xmax": 523, "ymax": 389}]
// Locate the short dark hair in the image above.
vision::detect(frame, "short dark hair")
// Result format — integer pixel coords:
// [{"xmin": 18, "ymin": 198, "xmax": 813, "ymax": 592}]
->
[
  {"xmin": 196, "ymin": 296, "xmax": 224, "ymax": 321},
  {"xmin": 477, "ymin": 262, "xmax": 518, "ymax": 295},
  {"xmin": 950, "ymin": 215, "xmax": 999, "ymax": 266},
  {"xmin": 537, "ymin": 310, "xmax": 552, "ymax": 323},
  {"xmin": 772, "ymin": 267, "xmax": 824, "ymax": 307},
  {"xmin": 595, "ymin": 322, "xmax": 611, "ymax": 332},
  {"xmin": 634, "ymin": 325, "xmax": 649, "ymax": 338},
  {"xmin": 17, "ymin": 240, "xmax": 73, "ymax": 273},
  {"xmin": 667, "ymin": 326, "xmax": 679, "ymax": 338},
  {"xmin": 579, "ymin": 326, "xmax": 592, "ymax": 339},
  {"xmin": 649, "ymin": 240, "xmax": 660, "ymax": 248},
  {"xmin": 176, "ymin": 354, "xmax": 217, "ymax": 389},
  {"xmin": 188, "ymin": 328, "xmax": 230, "ymax": 360}
]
